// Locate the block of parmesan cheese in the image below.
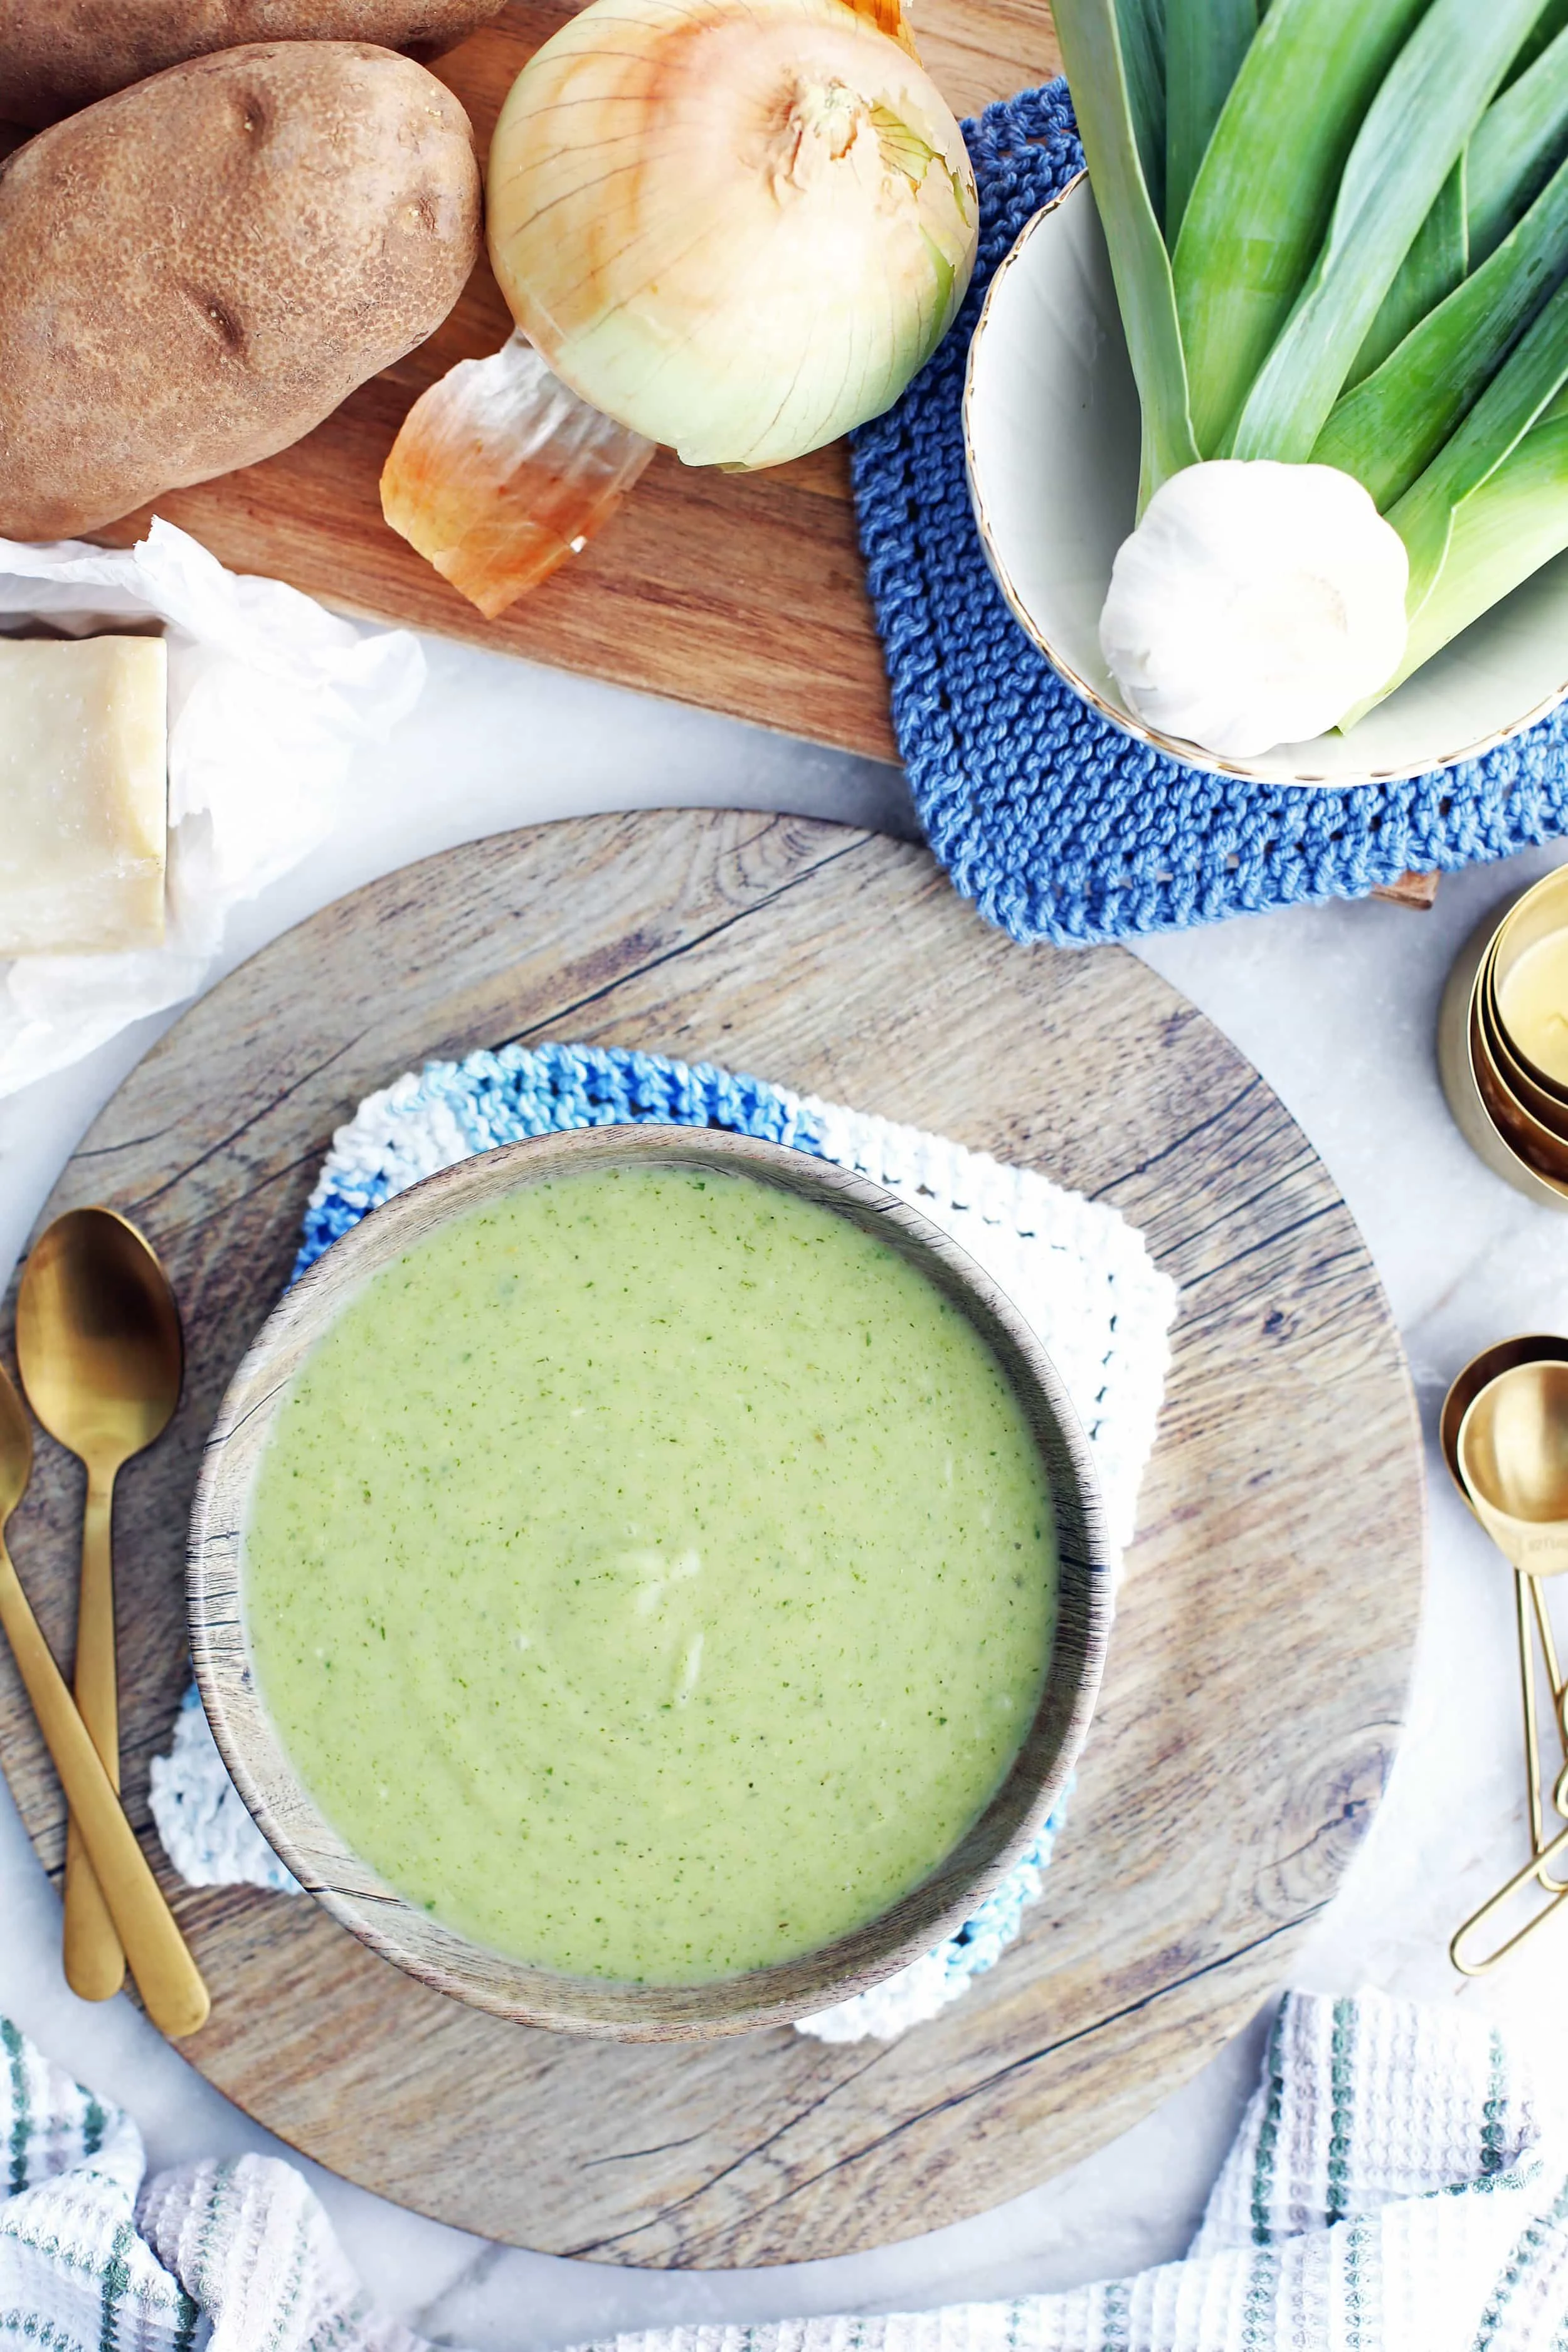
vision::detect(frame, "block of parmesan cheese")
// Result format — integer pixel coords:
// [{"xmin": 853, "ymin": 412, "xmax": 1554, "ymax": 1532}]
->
[{"xmin": 0, "ymin": 635, "xmax": 168, "ymax": 956}]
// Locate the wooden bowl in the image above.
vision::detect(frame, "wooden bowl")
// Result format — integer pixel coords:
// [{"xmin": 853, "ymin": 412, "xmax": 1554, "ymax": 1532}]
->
[
  {"xmin": 963, "ymin": 174, "xmax": 1568, "ymax": 790},
  {"xmin": 188, "ymin": 1123, "xmax": 1111, "ymax": 2041}
]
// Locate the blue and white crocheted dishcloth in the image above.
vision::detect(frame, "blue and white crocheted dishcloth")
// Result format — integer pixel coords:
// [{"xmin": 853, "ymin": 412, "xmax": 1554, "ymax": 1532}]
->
[
  {"xmin": 849, "ymin": 80, "xmax": 1568, "ymax": 947},
  {"xmin": 151, "ymin": 1042, "xmax": 1176, "ymax": 2043}
]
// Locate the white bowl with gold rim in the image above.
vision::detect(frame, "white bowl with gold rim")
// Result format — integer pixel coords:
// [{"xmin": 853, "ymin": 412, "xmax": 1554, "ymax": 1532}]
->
[{"xmin": 962, "ymin": 172, "xmax": 1568, "ymax": 792}]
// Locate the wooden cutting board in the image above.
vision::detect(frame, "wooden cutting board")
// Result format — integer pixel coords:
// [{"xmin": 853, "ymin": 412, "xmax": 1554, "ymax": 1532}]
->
[
  {"xmin": 0, "ymin": 810, "xmax": 1424, "ymax": 2265},
  {"xmin": 85, "ymin": 2, "xmax": 1064, "ymax": 763}
]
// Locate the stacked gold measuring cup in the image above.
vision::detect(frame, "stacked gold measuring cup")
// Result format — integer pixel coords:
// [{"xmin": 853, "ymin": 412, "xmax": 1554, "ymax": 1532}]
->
[
  {"xmin": 1440, "ymin": 866, "xmax": 1568, "ymax": 1202},
  {"xmin": 1438, "ymin": 869, "xmax": 1568, "ymax": 1964}
]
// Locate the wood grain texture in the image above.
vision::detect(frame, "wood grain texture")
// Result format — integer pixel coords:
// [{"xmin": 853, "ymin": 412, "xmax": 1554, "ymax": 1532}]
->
[
  {"xmin": 84, "ymin": 1, "xmax": 1064, "ymax": 762},
  {"xmin": 1372, "ymin": 872, "xmax": 1441, "ymax": 910},
  {"xmin": 0, "ymin": 810, "xmax": 1425, "ymax": 2264}
]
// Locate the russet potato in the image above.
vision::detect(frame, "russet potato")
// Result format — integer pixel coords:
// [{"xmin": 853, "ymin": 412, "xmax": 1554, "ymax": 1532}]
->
[
  {"xmin": 0, "ymin": 43, "xmax": 481, "ymax": 538},
  {"xmin": 0, "ymin": 1, "xmax": 509, "ymax": 127}
]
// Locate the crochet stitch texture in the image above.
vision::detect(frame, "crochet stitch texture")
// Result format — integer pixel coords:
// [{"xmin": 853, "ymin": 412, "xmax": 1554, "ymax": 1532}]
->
[{"xmin": 849, "ymin": 80, "xmax": 1568, "ymax": 947}]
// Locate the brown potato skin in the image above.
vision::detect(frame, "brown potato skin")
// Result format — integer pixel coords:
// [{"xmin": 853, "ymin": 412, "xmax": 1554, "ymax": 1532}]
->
[
  {"xmin": 0, "ymin": 1, "xmax": 509, "ymax": 127},
  {"xmin": 0, "ymin": 43, "xmax": 481, "ymax": 538}
]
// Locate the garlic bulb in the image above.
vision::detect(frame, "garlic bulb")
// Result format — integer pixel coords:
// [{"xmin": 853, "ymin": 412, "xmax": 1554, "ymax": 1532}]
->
[
  {"xmin": 1098, "ymin": 460, "xmax": 1410, "ymax": 759},
  {"xmin": 485, "ymin": 0, "xmax": 977, "ymax": 470}
]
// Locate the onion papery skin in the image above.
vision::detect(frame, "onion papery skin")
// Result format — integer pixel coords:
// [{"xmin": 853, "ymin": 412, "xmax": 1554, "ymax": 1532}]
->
[
  {"xmin": 486, "ymin": 0, "xmax": 977, "ymax": 470},
  {"xmin": 381, "ymin": 333, "xmax": 655, "ymax": 617}
]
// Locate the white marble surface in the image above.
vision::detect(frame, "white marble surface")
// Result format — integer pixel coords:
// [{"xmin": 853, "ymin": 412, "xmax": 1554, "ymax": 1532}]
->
[{"xmin": 4, "ymin": 627, "xmax": 1568, "ymax": 2343}]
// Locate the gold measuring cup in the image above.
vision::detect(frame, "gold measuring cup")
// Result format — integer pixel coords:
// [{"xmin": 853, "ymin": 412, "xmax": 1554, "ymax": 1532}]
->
[
  {"xmin": 1479, "ymin": 970, "xmax": 1568, "ymax": 1138},
  {"xmin": 1439, "ymin": 866, "xmax": 1568, "ymax": 1207},
  {"xmin": 1471, "ymin": 989, "xmax": 1568, "ymax": 1190},
  {"xmin": 1490, "ymin": 864, "xmax": 1568, "ymax": 1099},
  {"xmin": 1444, "ymin": 1349, "xmax": 1568, "ymax": 1971}
]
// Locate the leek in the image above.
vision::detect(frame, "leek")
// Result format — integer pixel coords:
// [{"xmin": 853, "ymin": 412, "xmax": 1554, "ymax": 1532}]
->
[
  {"xmin": 1052, "ymin": 0, "xmax": 1199, "ymax": 504},
  {"xmin": 1469, "ymin": 22, "xmax": 1568, "ymax": 263},
  {"xmin": 1229, "ymin": 0, "xmax": 1548, "ymax": 464},
  {"xmin": 1163, "ymin": 0, "xmax": 1255, "ymax": 246},
  {"xmin": 1171, "ymin": 0, "xmax": 1428, "ymax": 457},
  {"xmin": 1504, "ymin": 0, "xmax": 1568, "ymax": 86},
  {"xmin": 1118, "ymin": 0, "xmax": 1168, "ymax": 234},
  {"xmin": 1348, "ymin": 160, "xmax": 1467, "ymax": 391},
  {"xmin": 1394, "ymin": 389, "xmax": 1568, "ymax": 683},
  {"xmin": 1344, "ymin": 389, "xmax": 1568, "ymax": 719},
  {"xmin": 1315, "ymin": 146, "xmax": 1568, "ymax": 509},
  {"xmin": 1062, "ymin": 0, "xmax": 1568, "ymax": 755},
  {"xmin": 1390, "ymin": 272, "xmax": 1568, "ymax": 612}
]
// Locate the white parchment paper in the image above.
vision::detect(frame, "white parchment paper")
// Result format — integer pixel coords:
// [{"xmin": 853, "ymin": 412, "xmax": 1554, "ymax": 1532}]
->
[{"xmin": 0, "ymin": 518, "xmax": 425, "ymax": 1098}]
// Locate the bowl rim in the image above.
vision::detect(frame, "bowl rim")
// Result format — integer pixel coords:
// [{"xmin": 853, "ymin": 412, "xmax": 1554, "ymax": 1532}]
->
[
  {"xmin": 188, "ymin": 1121, "xmax": 1113, "ymax": 2042},
  {"xmin": 962, "ymin": 171, "xmax": 1568, "ymax": 792}
]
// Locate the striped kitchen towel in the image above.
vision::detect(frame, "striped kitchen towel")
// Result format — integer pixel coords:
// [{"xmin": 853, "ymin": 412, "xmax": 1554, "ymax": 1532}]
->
[{"xmin": 3, "ymin": 1989, "xmax": 1565, "ymax": 2351}]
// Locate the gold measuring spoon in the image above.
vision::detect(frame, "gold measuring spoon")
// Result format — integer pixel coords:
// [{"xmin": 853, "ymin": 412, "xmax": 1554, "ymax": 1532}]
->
[
  {"xmin": 1452, "ymin": 1754, "xmax": 1568, "ymax": 1973},
  {"xmin": 0, "ymin": 1362, "xmax": 208, "ymax": 2035},
  {"xmin": 16, "ymin": 1209, "xmax": 183, "ymax": 2002},
  {"xmin": 1460, "ymin": 1360, "xmax": 1568, "ymax": 1577},
  {"xmin": 1441, "ymin": 1338, "xmax": 1568, "ymax": 1855},
  {"xmin": 1447, "ymin": 1355, "xmax": 1568, "ymax": 1970}
]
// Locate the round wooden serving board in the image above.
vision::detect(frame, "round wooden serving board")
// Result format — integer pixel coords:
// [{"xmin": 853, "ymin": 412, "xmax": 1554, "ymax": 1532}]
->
[{"xmin": 0, "ymin": 811, "xmax": 1424, "ymax": 2266}]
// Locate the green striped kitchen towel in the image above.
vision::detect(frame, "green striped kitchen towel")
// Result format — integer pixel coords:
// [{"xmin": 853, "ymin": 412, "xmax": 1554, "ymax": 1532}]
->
[{"xmin": 3, "ymin": 1988, "xmax": 1566, "ymax": 2351}]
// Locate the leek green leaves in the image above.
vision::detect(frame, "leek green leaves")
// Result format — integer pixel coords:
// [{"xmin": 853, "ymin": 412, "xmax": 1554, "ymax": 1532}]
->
[
  {"xmin": 1116, "ymin": 0, "xmax": 1168, "ymax": 232},
  {"xmin": 1228, "ymin": 0, "xmax": 1547, "ymax": 462},
  {"xmin": 1170, "ymin": 0, "xmax": 1428, "ymax": 455},
  {"xmin": 1163, "ymin": 0, "xmax": 1255, "ymax": 245},
  {"xmin": 1348, "ymin": 161, "xmax": 1467, "ymax": 390},
  {"xmin": 1391, "ymin": 272, "xmax": 1568, "ymax": 608},
  {"xmin": 1469, "ymin": 23, "xmax": 1568, "ymax": 263},
  {"xmin": 1372, "ymin": 390, "xmax": 1568, "ymax": 704},
  {"xmin": 1315, "ymin": 147, "xmax": 1568, "ymax": 507},
  {"xmin": 1505, "ymin": 0, "xmax": 1568, "ymax": 86},
  {"xmin": 1052, "ymin": 0, "xmax": 1199, "ymax": 503},
  {"xmin": 1062, "ymin": 0, "xmax": 1568, "ymax": 738}
]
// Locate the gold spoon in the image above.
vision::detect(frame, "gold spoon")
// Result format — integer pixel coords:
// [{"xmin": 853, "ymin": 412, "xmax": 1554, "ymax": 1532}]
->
[
  {"xmin": 16, "ymin": 1209, "xmax": 183, "ymax": 2002},
  {"xmin": 1447, "ymin": 1355, "xmax": 1568, "ymax": 1970},
  {"xmin": 0, "ymin": 1362, "xmax": 208, "ymax": 2035},
  {"xmin": 1441, "ymin": 1338, "xmax": 1568, "ymax": 1856}
]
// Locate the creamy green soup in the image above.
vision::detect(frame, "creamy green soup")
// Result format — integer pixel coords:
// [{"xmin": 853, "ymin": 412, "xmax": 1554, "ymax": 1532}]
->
[{"xmin": 244, "ymin": 1163, "xmax": 1056, "ymax": 1983}]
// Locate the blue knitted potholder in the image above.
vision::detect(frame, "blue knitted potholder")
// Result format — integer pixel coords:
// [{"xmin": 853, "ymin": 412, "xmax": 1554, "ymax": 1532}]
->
[{"xmin": 849, "ymin": 80, "xmax": 1568, "ymax": 946}]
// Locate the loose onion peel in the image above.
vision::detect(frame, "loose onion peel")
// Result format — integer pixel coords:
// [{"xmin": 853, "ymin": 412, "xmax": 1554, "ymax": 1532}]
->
[{"xmin": 381, "ymin": 336, "xmax": 653, "ymax": 617}]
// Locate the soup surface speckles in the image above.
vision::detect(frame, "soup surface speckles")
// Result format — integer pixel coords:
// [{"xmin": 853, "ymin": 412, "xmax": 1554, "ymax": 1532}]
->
[{"xmin": 244, "ymin": 1165, "xmax": 1057, "ymax": 1982}]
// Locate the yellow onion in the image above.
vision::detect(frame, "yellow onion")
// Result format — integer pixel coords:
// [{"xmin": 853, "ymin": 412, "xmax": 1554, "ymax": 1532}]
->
[{"xmin": 485, "ymin": 0, "xmax": 977, "ymax": 470}]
